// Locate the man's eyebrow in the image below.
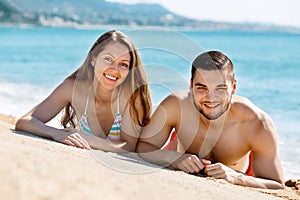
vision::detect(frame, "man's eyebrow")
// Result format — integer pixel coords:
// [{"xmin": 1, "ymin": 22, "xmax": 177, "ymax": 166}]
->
[
  {"xmin": 216, "ymin": 84, "xmax": 227, "ymax": 87},
  {"xmin": 194, "ymin": 83, "xmax": 207, "ymax": 87}
]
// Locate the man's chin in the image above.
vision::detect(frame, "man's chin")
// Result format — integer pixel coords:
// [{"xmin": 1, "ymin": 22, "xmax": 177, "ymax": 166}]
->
[{"xmin": 202, "ymin": 114, "xmax": 220, "ymax": 120}]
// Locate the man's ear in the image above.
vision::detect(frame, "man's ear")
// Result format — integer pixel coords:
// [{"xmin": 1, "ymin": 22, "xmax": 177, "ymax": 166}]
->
[{"xmin": 232, "ymin": 79, "xmax": 237, "ymax": 94}]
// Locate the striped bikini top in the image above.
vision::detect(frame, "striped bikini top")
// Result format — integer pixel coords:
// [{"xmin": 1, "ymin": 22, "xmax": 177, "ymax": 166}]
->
[{"xmin": 79, "ymin": 92, "xmax": 122, "ymax": 141}]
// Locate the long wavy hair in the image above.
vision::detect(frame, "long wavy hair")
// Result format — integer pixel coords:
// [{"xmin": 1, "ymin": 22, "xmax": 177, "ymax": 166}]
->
[{"xmin": 61, "ymin": 30, "xmax": 152, "ymax": 128}]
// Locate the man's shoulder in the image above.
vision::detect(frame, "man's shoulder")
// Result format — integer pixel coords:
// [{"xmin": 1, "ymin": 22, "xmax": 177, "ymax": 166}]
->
[
  {"xmin": 162, "ymin": 90, "xmax": 190, "ymax": 103},
  {"xmin": 159, "ymin": 90, "xmax": 191, "ymax": 113},
  {"xmin": 231, "ymin": 96, "xmax": 276, "ymax": 138},
  {"xmin": 231, "ymin": 95, "xmax": 269, "ymax": 121}
]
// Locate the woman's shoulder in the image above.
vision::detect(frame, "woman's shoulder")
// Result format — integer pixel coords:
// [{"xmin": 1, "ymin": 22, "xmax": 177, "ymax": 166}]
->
[
  {"xmin": 60, "ymin": 78, "xmax": 91, "ymax": 94},
  {"xmin": 46, "ymin": 78, "xmax": 76, "ymax": 104},
  {"xmin": 51, "ymin": 77, "xmax": 88, "ymax": 99},
  {"xmin": 60, "ymin": 77, "xmax": 75, "ymax": 89}
]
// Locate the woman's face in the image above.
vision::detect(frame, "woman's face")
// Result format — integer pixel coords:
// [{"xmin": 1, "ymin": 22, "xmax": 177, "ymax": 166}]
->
[{"xmin": 93, "ymin": 42, "xmax": 131, "ymax": 91}]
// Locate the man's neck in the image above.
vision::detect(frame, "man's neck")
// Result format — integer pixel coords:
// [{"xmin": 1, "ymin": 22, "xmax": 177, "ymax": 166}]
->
[{"xmin": 199, "ymin": 111, "xmax": 229, "ymax": 129}]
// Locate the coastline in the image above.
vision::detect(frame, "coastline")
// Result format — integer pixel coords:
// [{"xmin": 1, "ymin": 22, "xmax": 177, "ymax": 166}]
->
[
  {"xmin": 1, "ymin": 23, "xmax": 300, "ymax": 34},
  {"xmin": 0, "ymin": 113, "xmax": 299, "ymax": 200}
]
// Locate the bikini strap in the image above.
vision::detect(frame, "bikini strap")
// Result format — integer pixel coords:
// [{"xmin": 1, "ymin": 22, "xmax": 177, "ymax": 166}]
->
[
  {"xmin": 83, "ymin": 87, "xmax": 92, "ymax": 115},
  {"xmin": 116, "ymin": 88, "xmax": 122, "ymax": 115}
]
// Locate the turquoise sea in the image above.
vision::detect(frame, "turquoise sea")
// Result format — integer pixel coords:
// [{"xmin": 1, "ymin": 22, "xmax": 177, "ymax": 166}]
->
[{"xmin": 0, "ymin": 27, "xmax": 299, "ymax": 179}]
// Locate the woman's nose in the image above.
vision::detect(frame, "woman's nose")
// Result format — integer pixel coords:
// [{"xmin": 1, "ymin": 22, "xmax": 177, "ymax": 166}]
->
[{"xmin": 111, "ymin": 61, "xmax": 119, "ymax": 71}]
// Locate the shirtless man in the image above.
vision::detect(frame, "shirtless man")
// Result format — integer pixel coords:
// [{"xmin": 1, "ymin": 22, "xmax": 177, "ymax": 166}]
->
[{"xmin": 137, "ymin": 51, "xmax": 284, "ymax": 189}]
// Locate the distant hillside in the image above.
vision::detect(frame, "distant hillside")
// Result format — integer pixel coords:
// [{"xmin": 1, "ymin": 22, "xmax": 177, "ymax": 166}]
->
[
  {"xmin": 0, "ymin": 0, "xmax": 37, "ymax": 24},
  {"xmin": 1, "ymin": 0, "xmax": 299, "ymax": 32},
  {"xmin": 0, "ymin": 0, "xmax": 21, "ymax": 22},
  {"xmin": 1, "ymin": 0, "xmax": 198, "ymax": 27}
]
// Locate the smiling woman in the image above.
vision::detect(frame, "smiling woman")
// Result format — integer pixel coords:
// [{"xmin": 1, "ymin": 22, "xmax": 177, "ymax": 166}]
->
[{"xmin": 15, "ymin": 30, "xmax": 152, "ymax": 152}]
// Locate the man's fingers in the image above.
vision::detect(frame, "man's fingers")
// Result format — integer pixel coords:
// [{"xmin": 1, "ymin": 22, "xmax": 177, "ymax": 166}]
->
[
  {"xmin": 189, "ymin": 156, "xmax": 204, "ymax": 172},
  {"xmin": 205, "ymin": 163, "xmax": 226, "ymax": 179},
  {"xmin": 207, "ymin": 170, "xmax": 225, "ymax": 179},
  {"xmin": 205, "ymin": 163, "xmax": 220, "ymax": 171},
  {"xmin": 201, "ymin": 158, "xmax": 211, "ymax": 166},
  {"xmin": 183, "ymin": 162, "xmax": 196, "ymax": 173},
  {"xmin": 181, "ymin": 155, "xmax": 202, "ymax": 173}
]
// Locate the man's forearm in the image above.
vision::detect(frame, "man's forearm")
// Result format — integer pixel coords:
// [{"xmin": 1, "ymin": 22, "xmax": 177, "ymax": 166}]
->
[
  {"xmin": 137, "ymin": 141, "xmax": 182, "ymax": 167},
  {"xmin": 234, "ymin": 173, "xmax": 284, "ymax": 189}
]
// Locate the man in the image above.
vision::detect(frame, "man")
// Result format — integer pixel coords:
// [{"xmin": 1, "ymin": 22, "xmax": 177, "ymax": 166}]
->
[{"xmin": 137, "ymin": 51, "xmax": 284, "ymax": 189}]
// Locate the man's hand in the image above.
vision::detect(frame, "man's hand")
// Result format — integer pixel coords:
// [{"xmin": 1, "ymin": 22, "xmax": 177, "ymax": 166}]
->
[
  {"xmin": 171, "ymin": 154, "xmax": 211, "ymax": 173},
  {"xmin": 204, "ymin": 162, "xmax": 241, "ymax": 184}
]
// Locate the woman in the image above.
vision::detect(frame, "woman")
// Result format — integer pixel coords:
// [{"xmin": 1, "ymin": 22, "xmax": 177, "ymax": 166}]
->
[{"xmin": 16, "ymin": 30, "xmax": 152, "ymax": 152}]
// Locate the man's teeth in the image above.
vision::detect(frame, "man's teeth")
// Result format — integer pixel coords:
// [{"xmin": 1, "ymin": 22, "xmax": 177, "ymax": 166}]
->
[
  {"xmin": 205, "ymin": 103, "xmax": 219, "ymax": 108},
  {"xmin": 105, "ymin": 74, "xmax": 117, "ymax": 80}
]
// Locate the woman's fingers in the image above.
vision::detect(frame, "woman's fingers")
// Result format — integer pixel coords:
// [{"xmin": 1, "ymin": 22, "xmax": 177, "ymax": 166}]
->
[
  {"xmin": 110, "ymin": 140, "xmax": 127, "ymax": 148},
  {"xmin": 61, "ymin": 132, "xmax": 90, "ymax": 149},
  {"xmin": 63, "ymin": 139, "xmax": 76, "ymax": 147},
  {"xmin": 72, "ymin": 133, "xmax": 91, "ymax": 149}
]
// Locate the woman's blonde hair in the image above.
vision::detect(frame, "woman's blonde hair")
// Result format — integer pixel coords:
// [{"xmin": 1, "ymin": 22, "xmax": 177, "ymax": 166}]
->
[{"xmin": 61, "ymin": 30, "xmax": 152, "ymax": 128}]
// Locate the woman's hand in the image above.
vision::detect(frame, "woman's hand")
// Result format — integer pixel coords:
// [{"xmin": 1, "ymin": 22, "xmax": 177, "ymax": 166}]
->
[
  {"xmin": 53, "ymin": 127, "xmax": 91, "ymax": 150},
  {"xmin": 100, "ymin": 139, "xmax": 128, "ymax": 153}
]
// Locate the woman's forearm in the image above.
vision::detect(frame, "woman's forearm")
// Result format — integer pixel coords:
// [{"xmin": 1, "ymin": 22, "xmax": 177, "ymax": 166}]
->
[{"xmin": 15, "ymin": 116, "xmax": 63, "ymax": 140}]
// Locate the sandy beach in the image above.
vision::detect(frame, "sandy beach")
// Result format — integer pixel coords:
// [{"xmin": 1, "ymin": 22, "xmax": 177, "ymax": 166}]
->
[{"xmin": 0, "ymin": 114, "xmax": 299, "ymax": 200}]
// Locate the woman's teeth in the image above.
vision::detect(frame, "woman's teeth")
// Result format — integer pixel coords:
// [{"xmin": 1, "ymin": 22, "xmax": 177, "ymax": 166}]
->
[{"xmin": 105, "ymin": 74, "xmax": 117, "ymax": 81}]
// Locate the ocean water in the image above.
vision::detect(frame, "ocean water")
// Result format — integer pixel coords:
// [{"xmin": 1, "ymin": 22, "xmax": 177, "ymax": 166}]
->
[{"xmin": 0, "ymin": 27, "xmax": 299, "ymax": 179}]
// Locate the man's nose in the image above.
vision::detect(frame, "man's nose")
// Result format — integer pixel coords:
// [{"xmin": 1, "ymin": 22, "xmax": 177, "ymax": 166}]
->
[{"xmin": 206, "ymin": 91, "xmax": 216, "ymax": 100}]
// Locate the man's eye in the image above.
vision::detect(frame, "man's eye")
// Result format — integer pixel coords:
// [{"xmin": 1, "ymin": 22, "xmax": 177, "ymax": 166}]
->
[
  {"xmin": 197, "ymin": 87, "xmax": 207, "ymax": 91},
  {"xmin": 217, "ymin": 87, "xmax": 227, "ymax": 91}
]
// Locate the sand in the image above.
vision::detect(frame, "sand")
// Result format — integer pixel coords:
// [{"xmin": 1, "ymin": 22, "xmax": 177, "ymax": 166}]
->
[{"xmin": 0, "ymin": 114, "xmax": 299, "ymax": 200}]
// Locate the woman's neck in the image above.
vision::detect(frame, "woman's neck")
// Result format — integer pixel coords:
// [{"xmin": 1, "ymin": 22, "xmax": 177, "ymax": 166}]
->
[{"xmin": 93, "ymin": 82, "xmax": 118, "ymax": 104}]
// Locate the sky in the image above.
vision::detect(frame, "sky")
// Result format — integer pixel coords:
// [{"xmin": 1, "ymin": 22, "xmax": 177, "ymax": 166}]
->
[{"xmin": 108, "ymin": 0, "xmax": 300, "ymax": 28}]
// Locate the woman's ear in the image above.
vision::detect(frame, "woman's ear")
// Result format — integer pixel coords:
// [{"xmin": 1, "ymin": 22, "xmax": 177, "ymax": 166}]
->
[{"xmin": 91, "ymin": 56, "xmax": 96, "ymax": 66}]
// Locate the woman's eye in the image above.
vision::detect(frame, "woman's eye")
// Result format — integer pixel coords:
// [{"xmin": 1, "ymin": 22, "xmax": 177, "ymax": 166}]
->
[
  {"xmin": 104, "ymin": 57, "xmax": 113, "ymax": 62},
  {"xmin": 121, "ymin": 63, "xmax": 129, "ymax": 68}
]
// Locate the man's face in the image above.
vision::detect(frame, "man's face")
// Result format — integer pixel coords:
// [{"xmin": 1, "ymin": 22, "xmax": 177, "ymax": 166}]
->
[{"xmin": 191, "ymin": 69, "xmax": 236, "ymax": 120}]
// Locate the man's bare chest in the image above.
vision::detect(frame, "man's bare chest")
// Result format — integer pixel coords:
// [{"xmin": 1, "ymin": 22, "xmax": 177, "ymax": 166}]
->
[{"xmin": 177, "ymin": 124, "xmax": 249, "ymax": 165}]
